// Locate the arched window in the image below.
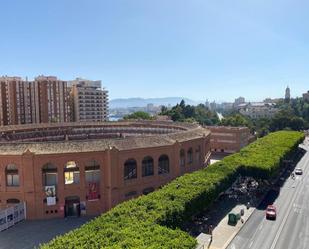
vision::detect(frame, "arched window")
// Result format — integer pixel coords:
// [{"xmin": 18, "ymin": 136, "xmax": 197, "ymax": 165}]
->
[
  {"xmin": 6, "ymin": 164, "xmax": 19, "ymax": 187},
  {"xmin": 187, "ymin": 148, "xmax": 193, "ymax": 164},
  {"xmin": 124, "ymin": 159, "xmax": 137, "ymax": 180},
  {"xmin": 7, "ymin": 198, "xmax": 20, "ymax": 204},
  {"xmin": 158, "ymin": 155, "xmax": 169, "ymax": 175},
  {"xmin": 64, "ymin": 161, "xmax": 80, "ymax": 185},
  {"xmin": 85, "ymin": 160, "xmax": 100, "ymax": 183},
  {"xmin": 196, "ymin": 146, "xmax": 201, "ymax": 164},
  {"xmin": 142, "ymin": 156, "xmax": 154, "ymax": 177},
  {"xmin": 42, "ymin": 163, "xmax": 57, "ymax": 186},
  {"xmin": 180, "ymin": 149, "xmax": 185, "ymax": 167}
]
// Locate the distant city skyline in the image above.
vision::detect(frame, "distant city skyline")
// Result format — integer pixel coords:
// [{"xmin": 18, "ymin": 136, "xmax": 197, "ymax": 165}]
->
[{"xmin": 1, "ymin": 1, "xmax": 309, "ymax": 101}]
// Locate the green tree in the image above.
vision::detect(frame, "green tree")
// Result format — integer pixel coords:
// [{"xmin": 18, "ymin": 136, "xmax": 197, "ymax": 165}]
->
[{"xmin": 123, "ymin": 111, "xmax": 153, "ymax": 120}]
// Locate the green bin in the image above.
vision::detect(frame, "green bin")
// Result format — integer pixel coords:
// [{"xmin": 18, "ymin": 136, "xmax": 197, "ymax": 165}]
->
[{"xmin": 228, "ymin": 213, "xmax": 237, "ymax": 226}]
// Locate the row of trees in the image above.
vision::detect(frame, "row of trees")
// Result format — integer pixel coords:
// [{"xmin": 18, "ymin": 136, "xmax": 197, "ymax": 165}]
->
[
  {"xmin": 122, "ymin": 98, "xmax": 308, "ymax": 138},
  {"xmin": 221, "ymin": 99, "xmax": 309, "ymax": 137},
  {"xmin": 42, "ymin": 131, "xmax": 304, "ymax": 249},
  {"xmin": 160, "ymin": 100, "xmax": 219, "ymax": 125}
]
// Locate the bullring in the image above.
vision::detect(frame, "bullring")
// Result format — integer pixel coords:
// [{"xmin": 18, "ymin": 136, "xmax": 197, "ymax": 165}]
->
[{"xmin": 0, "ymin": 121, "xmax": 211, "ymax": 219}]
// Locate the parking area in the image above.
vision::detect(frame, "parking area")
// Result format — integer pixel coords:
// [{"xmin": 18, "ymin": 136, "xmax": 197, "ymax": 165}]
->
[{"xmin": 0, "ymin": 217, "xmax": 93, "ymax": 249}]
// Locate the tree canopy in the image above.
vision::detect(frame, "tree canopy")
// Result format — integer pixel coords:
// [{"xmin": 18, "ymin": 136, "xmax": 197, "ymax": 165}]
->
[
  {"xmin": 123, "ymin": 111, "xmax": 154, "ymax": 120},
  {"xmin": 160, "ymin": 100, "xmax": 219, "ymax": 125}
]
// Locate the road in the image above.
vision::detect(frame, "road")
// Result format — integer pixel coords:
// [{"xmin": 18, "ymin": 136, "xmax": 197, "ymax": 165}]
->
[{"xmin": 227, "ymin": 142, "xmax": 309, "ymax": 249}]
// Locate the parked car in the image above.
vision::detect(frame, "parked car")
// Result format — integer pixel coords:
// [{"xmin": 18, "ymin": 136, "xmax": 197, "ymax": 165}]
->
[
  {"xmin": 266, "ymin": 205, "xmax": 277, "ymax": 220},
  {"xmin": 295, "ymin": 168, "xmax": 303, "ymax": 175}
]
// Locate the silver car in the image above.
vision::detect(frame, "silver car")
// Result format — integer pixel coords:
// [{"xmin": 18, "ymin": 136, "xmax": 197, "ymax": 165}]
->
[{"xmin": 295, "ymin": 168, "xmax": 303, "ymax": 175}]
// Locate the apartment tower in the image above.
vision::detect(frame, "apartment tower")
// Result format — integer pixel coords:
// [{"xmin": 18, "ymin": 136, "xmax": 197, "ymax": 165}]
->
[
  {"xmin": 0, "ymin": 76, "xmax": 70, "ymax": 125},
  {"xmin": 69, "ymin": 78, "xmax": 108, "ymax": 122},
  {"xmin": 31, "ymin": 76, "xmax": 70, "ymax": 123}
]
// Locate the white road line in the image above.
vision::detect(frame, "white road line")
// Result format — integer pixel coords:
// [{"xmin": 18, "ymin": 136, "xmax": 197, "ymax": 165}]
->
[
  {"xmin": 249, "ymin": 241, "xmax": 253, "ymax": 248},
  {"xmin": 258, "ymin": 224, "xmax": 263, "ymax": 230},
  {"xmin": 269, "ymin": 151, "xmax": 309, "ymax": 249}
]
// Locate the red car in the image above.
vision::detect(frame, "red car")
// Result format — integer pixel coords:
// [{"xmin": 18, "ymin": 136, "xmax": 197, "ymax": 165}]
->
[{"xmin": 266, "ymin": 205, "xmax": 277, "ymax": 220}]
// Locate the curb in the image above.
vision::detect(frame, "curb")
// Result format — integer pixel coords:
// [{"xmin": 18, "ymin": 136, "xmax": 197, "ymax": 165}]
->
[{"xmin": 221, "ymin": 161, "xmax": 294, "ymax": 249}]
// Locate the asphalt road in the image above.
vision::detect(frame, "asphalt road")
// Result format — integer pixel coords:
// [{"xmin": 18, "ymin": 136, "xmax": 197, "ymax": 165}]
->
[{"xmin": 227, "ymin": 143, "xmax": 309, "ymax": 249}]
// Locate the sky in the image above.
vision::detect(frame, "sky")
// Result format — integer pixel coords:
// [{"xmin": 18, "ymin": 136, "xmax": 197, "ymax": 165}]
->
[{"xmin": 1, "ymin": 0, "xmax": 309, "ymax": 102}]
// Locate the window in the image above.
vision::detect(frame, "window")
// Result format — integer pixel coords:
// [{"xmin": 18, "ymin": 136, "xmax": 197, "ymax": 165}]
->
[
  {"xmin": 124, "ymin": 159, "xmax": 137, "ymax": 180},
  {"xmin": 6, "ymin": 164, "xmax": 19, "ymax": 187},
  {"xmin": 180, "ymin": 149, "xmax": 185, "ymax": 167},
  {"xmin": 187, "ymin": 148, "xmax": 193, "ymax": 164},
  {"xmin": 158, "ymin": 155, "xmax": 169, "ymax": 175},
  {"xmin": 42, "ymin": 163, "xmax": 57, "ymax": 186},
  {"xmin": 142, "ymin": 156, "xmax": 154, "ymax": 177},
  {"xmin": 64, "ymin": 161, "xmax": 80, "ymax": 185},
  {"xmin": 85, "ymin": 160, "xmax": 100, "ymax": 183},
  {"xmin": 7, "ymin": 199, "xmax": 20, "ymax": 204},
  {"xmin": 196, "ymin": 146, "xmax": 201, "ymax": 164}
]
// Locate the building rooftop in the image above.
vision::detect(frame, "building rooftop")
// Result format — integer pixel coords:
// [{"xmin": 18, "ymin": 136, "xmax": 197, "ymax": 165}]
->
[{"xmin": 0, "ymin": 121, "xmax": 209, "ymax": 155}]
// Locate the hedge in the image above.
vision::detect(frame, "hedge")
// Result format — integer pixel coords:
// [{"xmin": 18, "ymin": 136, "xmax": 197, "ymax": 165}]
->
[{"xmin": 41, "ymin": 131, "xmax": 304, "ymax": 249}]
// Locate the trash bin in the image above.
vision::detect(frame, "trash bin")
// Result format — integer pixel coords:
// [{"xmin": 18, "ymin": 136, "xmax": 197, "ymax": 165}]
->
[{"xmin": 228, "ymin": 213, "xmax": 237, "ymax": 226}]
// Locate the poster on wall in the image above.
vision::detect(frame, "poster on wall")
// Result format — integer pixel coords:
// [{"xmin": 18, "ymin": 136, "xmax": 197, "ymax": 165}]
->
[
  {"xmin": 88, "ymin": 182, "xmax": 99, "ymax": 201},
  {"xmin": 45, "ymin": 186, "xmax": 56, "ymax": 206}
]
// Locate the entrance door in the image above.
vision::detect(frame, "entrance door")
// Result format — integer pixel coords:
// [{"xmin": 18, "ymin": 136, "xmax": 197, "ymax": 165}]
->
[{"xmin": 65, "ymin": 196, "xmax": 80, "ymax": 217}]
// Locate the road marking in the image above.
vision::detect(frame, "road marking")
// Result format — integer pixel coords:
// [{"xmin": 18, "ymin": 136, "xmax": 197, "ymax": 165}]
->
[
  {"xmin": 258, "ymin": 224, "xmax": 263, "ymax": 230},
  {"xmin": 249, "ymin": 241, "xmax": 253, "ymax": 248},
  {"xmin": 269, "ymin": 152, "xmax": 309, "ymax": 249}
]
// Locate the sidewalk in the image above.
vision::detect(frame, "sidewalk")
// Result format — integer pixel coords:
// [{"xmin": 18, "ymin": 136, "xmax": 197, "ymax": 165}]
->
[
  {"xmin": 198, "ymin": 146, "xmax": 305, "ymax": 249},
  {"xmin": 209, "ymin": 204, "xmax": 255, "ymax": 249}
]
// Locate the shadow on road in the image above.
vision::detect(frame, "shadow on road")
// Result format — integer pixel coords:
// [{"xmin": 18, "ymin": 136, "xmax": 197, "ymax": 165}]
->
[{"xmin": 181, "ymin": 147, "xmax": 306, "ymax": 237}]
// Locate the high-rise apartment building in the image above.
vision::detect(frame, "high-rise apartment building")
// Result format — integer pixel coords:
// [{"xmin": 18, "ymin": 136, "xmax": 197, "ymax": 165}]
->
[
  {"xmin": 0, "ymin": 76, "xmax": 32, "ymax": 126},
  {"xmin": 0, "ymin": 75, "xmax": 70, "ymax": 126},
  {"xmin": 68, "ymin": 78, "xmax": 108, "ymax": 122},
  {"xmin": 31, "ymin": 76, "xmax": 70, "ymax": 123}
]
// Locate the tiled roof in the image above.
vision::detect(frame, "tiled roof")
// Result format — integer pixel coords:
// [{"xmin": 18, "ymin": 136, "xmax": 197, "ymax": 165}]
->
[{"xmin": 0, "ymin": 122, "xmax": 210, "ymax": 155}]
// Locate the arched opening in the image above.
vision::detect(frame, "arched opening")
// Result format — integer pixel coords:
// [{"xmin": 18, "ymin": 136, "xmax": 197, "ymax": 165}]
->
[
  {"xmin": 187, "ymin": 148, "xmax": 193, "ymax": 164},
  {"xmin": 180, "ymin": 149, "xmax": 185, "ymax": 167},
  {"xmin": 64, "ymin": 161, "xmax": 80, "ymax": 185},
  {"xmin": 158, "ymin": 155, "xmax": 169, "ymax": 175},
  {"xmin": 85, "ymin": 160, "xmax": 100, "ymax": 201},
  {"xmin": 196, "ymin": 146, "xmax": 201, "ymax": 164},
  {"xmin": 124, "ymin": 159, "xmax": 137, "ymax": 180},
  {"xmin": 42, "ymin": 163, "xmax": 58, "ymax": 186},
  {"xmin": 142, "ymin": 156, "xmax": 154, "ymax": 177},
  {"xmin": 6, "ymin": 164, "xmax": 19, "ymax": 187},
  {"xmin": 85, "ymin": 160, "xmax": 100, "ymax": 183}
]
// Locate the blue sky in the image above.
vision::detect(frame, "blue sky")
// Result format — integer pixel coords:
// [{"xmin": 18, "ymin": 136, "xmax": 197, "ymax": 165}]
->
[{"xmin": 1, "ymin": 0, "xmax": 309, "ymax": 102}]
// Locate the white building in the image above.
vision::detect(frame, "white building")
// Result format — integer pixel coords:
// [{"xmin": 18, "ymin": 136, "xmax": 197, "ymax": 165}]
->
[
  {"xmin": 68, "ymin": 78, "xmax": 109, "ymax": 122},
  {"xmin": 239, "ymin": 102, "xmax": 279, "ymax": 119},
  {"xmin": 234, "ymin": 97, "xmax": 245, "ymax": 106}
]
